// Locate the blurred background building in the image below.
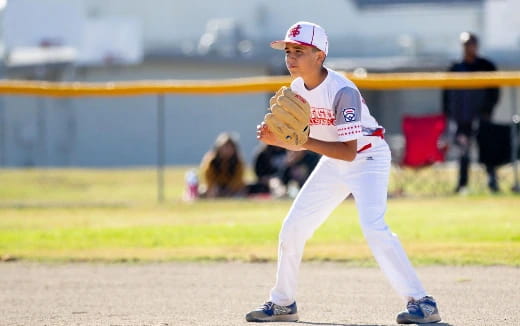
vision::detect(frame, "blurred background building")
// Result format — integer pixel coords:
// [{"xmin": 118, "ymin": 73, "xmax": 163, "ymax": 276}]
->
[{"xmin": 0, "ymin": 0, "xmax": 519, "ymax": 167}]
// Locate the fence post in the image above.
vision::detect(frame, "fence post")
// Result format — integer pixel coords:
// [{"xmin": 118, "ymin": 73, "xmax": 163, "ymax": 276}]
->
[
  {"xmin": 157, "ymin": 94, "xmax": 165, "ymax": 203},
  {"xmin": 511, "ymin": 87, "xmax": 520, "ymax": 193},
  {"xmin": 37, "ymin": 98, "xmax": 47, "ymax": 166},
  {"xmin": 0, "ymin": 100, "xmax": 5, "ymax": 166}
]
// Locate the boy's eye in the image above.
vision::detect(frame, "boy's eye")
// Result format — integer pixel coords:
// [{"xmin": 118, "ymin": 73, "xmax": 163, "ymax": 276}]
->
[{"xmin": 285, "ymin": 49, "xmax": 303, "ymax": 55}]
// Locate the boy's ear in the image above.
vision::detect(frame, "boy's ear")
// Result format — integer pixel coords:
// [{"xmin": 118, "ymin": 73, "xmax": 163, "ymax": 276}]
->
[{"xmin": 315, "ymin": 51, "xmax": 326, "ymax": 65}]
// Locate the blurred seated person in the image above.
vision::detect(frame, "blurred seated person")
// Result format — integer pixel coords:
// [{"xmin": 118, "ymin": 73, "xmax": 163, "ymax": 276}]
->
[
  {"xmin": 280, "ymin": 150, "xmax": 320, "ymax": 196},
  {"xmin": 199, "ymin": 132, "xmax": 246, "ymax": 198},
  {"xmin": 248, "ymin": 146, "xmax": 320, "ymax": 198},
  {"xmin": 247, "ymin": 144, "xmax": 287, "ymax": 195}
]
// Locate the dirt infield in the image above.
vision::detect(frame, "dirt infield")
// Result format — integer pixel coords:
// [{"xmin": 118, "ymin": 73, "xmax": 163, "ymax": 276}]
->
[{"xmin": 0, "ymin": 262, "xmax": 518, "ymax": 326}]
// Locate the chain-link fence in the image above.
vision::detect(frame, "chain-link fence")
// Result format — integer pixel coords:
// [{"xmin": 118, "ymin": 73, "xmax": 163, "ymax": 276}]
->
[{"xmin": 0, "ymin": 73, "xmax": 519, "ymax": 204}]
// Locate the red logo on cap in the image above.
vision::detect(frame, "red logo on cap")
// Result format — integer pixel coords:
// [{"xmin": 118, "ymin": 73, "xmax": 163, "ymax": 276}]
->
[{"xmin": 288, "ymin": 25, "xmax": 301, "ymax": 38}]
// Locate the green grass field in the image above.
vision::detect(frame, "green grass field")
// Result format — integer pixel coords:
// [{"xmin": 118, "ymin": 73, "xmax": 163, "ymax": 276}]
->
[{"xmin": 0, "ymin": 168, "xmax": 519, "ymax": 265}]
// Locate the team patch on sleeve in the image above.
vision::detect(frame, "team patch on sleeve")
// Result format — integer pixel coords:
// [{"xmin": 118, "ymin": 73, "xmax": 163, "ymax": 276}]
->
[{"xmin": 342, "ymin": 108, "xmax": 357, "ymax": 122}]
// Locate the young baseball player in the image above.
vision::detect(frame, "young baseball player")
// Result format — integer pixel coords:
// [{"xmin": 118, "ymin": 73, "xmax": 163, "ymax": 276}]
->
[{"xmin": 246, "ymin": 22, "xmax": 441, "ymax": 324}]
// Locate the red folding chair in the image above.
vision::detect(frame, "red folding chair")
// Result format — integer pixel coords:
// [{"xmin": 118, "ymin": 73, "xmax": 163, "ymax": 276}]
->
[
  {"xmin": 402, "ymin": 114, "xmax": 447, "ymax": 167},
  {"xmin": 396, "ymin": 114, "xmax": 448, "ymax": 195}
]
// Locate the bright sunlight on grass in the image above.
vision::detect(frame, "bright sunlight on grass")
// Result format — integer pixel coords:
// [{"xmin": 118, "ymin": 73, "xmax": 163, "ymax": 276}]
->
[{"xmin": 0, "ymin": 167, "xmax": 518, "ymax": 265}]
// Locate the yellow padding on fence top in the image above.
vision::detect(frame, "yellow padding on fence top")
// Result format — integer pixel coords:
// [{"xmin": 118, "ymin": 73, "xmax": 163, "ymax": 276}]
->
[{"xmin": 0, "ymin": 71, "xmax": 519, "ymax": 97}]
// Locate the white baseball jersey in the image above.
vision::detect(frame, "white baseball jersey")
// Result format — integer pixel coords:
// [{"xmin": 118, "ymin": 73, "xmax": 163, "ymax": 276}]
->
[{"xmin": 291, "ymin": 67, "xmax": 383, "ymax": 153}]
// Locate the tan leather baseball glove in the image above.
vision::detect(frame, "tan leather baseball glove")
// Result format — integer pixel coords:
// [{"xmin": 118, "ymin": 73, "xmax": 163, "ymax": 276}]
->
[{"xmin": 264, "ymin": 86, "xmax": 311, "ymax": 146}]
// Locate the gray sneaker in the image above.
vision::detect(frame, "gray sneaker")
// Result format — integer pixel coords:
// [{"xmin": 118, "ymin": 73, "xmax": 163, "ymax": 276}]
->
[
  {"xmin": 396, "ymin": 296, "xmax": 441, "ymax": 324},
  {"xmin": 245, "ymin": 301, "xmax": 298, "ymax": 322}
]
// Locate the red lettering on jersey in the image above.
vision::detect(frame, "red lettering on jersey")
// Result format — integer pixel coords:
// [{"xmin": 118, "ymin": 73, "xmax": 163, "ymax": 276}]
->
[
  {"xmin": 310, "ymin": 108, "xmax": 335, "ymax": 126},
  {"xmin": 289, "ymin": 25, "xmax": 302, "ymax": 38},
  {"xmin": 294, "ymin": 93, "xmax": 307, "ymax": 104}
]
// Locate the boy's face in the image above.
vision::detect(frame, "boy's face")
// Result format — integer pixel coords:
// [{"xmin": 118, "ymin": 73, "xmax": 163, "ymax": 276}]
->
[{"xmin": 284, "ymin": 43, "xmax": 324, "ymax": 77}]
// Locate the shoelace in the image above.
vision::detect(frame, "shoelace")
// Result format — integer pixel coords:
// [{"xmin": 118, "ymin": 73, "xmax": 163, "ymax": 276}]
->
[
  {"xmin": 262, "ymin": 301, "xmax": 274, "ymax": 311},
  {"xmin": 407, "ymin": 297, "xmax": 435, "ymax": 314},
  {"xmin": 407, "ymin": 299, "xmax": 420, "ymax": 311}
]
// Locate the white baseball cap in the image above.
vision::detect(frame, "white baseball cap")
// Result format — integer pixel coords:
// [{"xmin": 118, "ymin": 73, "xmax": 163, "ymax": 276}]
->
[{"xmin": 271, "ymin": 21, "xmax": 328, "ymax": 55}]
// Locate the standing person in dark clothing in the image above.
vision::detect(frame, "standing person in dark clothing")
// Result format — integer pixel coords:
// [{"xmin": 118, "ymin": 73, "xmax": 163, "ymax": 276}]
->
[{"xmin": 442, "ymin": 32, "xmax": 500, "ymax": 193}]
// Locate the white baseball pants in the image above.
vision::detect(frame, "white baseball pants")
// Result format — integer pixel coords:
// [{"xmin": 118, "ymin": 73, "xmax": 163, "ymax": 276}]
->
[{"xmin": 269, "ymin": 140, "xmax": 427, "ymax": 306}]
